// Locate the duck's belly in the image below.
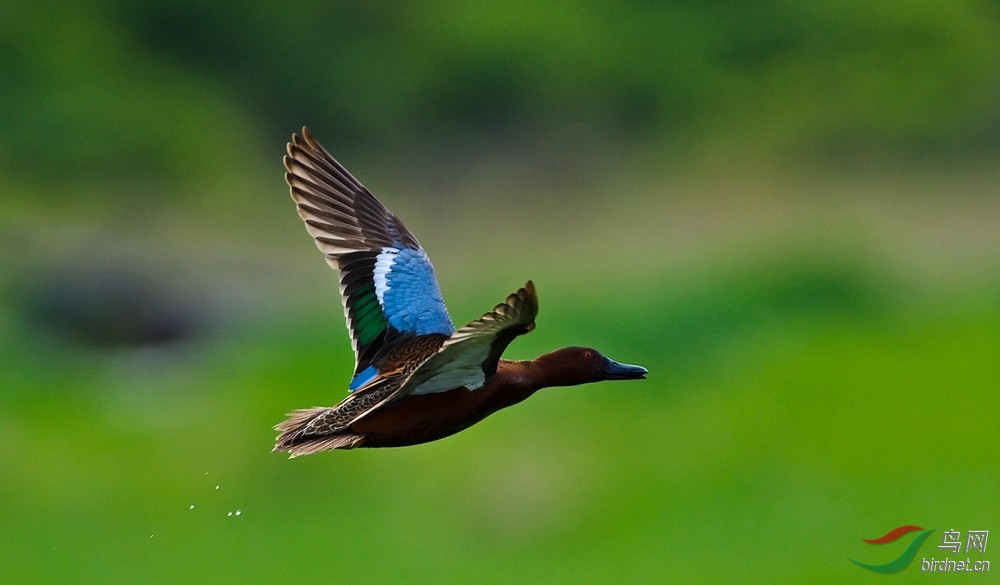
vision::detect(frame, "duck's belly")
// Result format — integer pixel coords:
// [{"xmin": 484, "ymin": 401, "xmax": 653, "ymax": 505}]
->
[{"xmin": 349, "ymin": 387, "xmax": 500, "ymax": 447}]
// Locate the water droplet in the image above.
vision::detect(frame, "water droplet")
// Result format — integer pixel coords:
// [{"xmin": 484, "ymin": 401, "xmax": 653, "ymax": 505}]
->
[
  {"xmin": 235, "ymin": 509, "xmax": 242, "ymax": 516},
  {"xmin": 188, "ymin": 505, "xmax": 195, "ymax": 510},
  {"xmin": 227, "ymin": 511, "xmax": 232, "ymax": 517},
  {"xmin": 215, "ymin": 485, "xmax": 220, "ymax": 490},
  {"xmin": 149, "ymin": 534, "xmax": 155, "ymax": 539}
]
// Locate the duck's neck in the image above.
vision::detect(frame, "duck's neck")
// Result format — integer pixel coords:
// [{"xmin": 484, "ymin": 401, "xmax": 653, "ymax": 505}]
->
[{"xmin": 489, "ymin": 359, "xmax": 551, "ymax": 409}]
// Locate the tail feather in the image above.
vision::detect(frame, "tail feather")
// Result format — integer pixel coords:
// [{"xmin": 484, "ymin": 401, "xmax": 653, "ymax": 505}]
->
[{"xmin": 273, "ymin": 407, "xmax": 364, "ymax": 456}]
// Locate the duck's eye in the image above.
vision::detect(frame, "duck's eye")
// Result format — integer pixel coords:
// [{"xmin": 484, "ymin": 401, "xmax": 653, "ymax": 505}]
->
[{"xmin": 583, "ymin": 350, "xmax": 594, "ymax": 360}]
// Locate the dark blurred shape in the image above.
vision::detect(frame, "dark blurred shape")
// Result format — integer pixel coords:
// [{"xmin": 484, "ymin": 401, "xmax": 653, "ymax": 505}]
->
[{"xmin": 20, "ymin": 263, "xmax": 202, "ymax": 349}]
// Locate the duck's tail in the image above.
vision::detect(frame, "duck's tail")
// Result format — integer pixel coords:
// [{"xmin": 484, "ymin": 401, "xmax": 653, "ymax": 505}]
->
[{"xmin": 272, "ymin": 407, "xmax": 364, "ymax": 456}]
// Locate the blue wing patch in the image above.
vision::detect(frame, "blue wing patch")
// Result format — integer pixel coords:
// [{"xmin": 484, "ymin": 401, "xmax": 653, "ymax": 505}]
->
[
  {"xmin": 374, "ymin": 247, "xmax": 455, "ymax": 336},
  {"xmin": 349, "ymin": 364, "xmax": 379, "ymax": 392}
]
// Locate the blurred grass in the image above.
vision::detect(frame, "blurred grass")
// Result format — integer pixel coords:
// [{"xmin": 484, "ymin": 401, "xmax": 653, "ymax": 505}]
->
[
  {"xmin": 2, "ymin": 154, "xmax": 998, "ymax": 583},
  {"xmin": 2, "ymin": 233, "xmax": 997, "ymax": 583}
]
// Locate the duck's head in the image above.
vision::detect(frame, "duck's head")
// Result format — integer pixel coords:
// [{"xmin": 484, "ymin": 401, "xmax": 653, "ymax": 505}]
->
[{"xmin": 535, "ymin": 346, "xmax": 647, "ymax": 387}]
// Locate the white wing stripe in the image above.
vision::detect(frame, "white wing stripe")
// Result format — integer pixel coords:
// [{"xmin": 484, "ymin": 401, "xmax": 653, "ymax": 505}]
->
[{"xmin": 373, "ymin": 247, "xmax": 398, "ymax": 307}]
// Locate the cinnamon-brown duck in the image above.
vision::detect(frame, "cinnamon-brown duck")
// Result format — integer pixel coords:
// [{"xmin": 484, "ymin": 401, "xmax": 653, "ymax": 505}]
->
[{"xmin": 273, "ymin": 128, "xmax": 647, "ymax": 456}]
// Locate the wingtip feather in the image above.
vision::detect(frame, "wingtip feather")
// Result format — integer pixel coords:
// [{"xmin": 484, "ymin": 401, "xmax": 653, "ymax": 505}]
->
[{"xmin": 301, "ymin": 126, "xmax": 315, "ymax": 145}]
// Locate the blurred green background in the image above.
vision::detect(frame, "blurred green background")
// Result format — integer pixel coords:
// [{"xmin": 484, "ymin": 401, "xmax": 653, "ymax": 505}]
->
[{"xmin": 2, "ymin": 2, "xmax": 999, "ymax": 583}]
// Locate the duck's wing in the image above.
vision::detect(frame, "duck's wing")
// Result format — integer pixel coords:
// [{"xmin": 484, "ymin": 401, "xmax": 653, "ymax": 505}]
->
[
  {"xmin": 402, "ymin": 281, "xmax": 539, "ymax": 396},
  {"xmin": 284, "ymin": 128, "xmax": 455, "ymax": 390},
  {"xmin": 346, "ymin": 282, "xmax": 538, "ymax": 426}
]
